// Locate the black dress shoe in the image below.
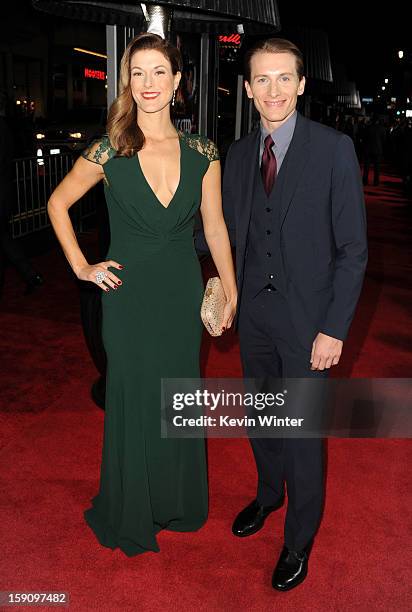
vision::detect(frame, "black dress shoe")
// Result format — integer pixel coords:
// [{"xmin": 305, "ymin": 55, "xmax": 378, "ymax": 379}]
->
[
  {"xmin": 272, "ymin": 541, "xmax": 313, "ymax": 591},
  {"xmin": 232, "ymin": 496, "xmax": 284, "ymax": 537}
]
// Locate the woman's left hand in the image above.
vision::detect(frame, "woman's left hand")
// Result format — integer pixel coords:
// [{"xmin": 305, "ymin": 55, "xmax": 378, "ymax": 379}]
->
[{"xmin": 221, "ymin": 297, "xmax": 237, "ymax": 332}]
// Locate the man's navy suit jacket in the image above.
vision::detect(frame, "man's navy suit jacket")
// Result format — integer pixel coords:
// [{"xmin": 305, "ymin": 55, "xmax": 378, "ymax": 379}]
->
[{"xmin": 222, "ymin": 112, "xmax": 368, "ymax": 349}]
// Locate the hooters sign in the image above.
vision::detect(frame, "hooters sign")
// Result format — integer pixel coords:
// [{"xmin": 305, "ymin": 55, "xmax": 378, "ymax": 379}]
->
[{"xmin": 84, "ymin": 68, "xmax": 106, "ymax": 80}]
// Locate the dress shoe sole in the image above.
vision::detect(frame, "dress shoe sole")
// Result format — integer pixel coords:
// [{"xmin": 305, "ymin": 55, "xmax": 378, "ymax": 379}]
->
[{"xmin": 272, "ymin": 566, "xmax": 308, "ymax": 591}]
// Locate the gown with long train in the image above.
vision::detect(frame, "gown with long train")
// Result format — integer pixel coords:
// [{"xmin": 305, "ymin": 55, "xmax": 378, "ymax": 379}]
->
[{"xmin": 81, "ymin": 131, "xmax": 219, "ymax": 556}]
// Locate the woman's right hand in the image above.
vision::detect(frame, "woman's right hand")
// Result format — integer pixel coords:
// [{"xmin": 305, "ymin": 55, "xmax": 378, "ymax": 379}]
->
[{"xmin": 76, "ymin": 260, "xmax": 124, "ymax": 292}]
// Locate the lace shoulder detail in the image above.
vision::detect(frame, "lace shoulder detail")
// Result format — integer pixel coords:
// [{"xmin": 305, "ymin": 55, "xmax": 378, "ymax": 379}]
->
[
  {"xmin": 81, "ymin": 135, "xmax": 116, "ymax": 165},
  {"xmin": 179, "ymin": 132, "xmax": 220, "ymax": 162}
]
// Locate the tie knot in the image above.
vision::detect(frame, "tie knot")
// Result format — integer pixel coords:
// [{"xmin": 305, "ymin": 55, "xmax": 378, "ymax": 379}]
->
[{"xmin": 264, "ymin": 134, "xmax": 274, "ymax": 150}]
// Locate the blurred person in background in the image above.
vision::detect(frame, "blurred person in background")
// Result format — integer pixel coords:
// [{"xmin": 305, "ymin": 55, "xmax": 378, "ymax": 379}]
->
[{"xmin": 362, "ymin": 115, "xmax": 386, "ymax": 186}]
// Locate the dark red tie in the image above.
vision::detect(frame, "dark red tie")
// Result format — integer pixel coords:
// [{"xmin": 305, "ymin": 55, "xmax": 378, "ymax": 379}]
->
[{"xmin": 261, "ymin": 134, "xmax": 277, "ymax": 196}]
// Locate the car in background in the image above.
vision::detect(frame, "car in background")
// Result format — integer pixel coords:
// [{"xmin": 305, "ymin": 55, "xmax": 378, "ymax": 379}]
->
[{"xmin": 33, "ymin": 106, "xmax": 107, "ymax": 158}]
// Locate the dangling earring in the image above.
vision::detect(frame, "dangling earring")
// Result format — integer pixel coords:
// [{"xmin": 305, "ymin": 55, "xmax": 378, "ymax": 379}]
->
[{"xmin": 172, "ymin": 90, "xmax": 176, "ymax": 107}]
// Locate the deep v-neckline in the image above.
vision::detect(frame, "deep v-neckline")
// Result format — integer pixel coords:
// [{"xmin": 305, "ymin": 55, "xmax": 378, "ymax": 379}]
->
[{"xmin": 136, "ymin": 132, "xmax": 182, "ymax": 210}]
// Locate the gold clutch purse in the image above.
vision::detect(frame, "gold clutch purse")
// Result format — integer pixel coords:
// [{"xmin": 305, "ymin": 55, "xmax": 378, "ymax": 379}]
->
[{"xmin": 201, "ymin": 277, "xmax": 226, "ymax": 336}]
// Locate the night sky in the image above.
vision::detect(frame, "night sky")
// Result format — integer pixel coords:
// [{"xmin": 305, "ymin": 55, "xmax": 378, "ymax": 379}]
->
[{"xmin": 278, "ymin": 0, "xmax": 412, "ymax": 96}]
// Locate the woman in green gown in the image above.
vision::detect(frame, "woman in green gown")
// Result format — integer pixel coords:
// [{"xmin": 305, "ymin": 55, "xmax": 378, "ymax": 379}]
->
[{"xmin": 47, "ymin": 33, "xmax": 237, "ymax": 556}]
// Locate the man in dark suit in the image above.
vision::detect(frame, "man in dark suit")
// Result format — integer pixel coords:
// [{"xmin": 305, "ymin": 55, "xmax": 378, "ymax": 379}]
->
[{"xmin": 223, "ymin": 39, "xmax": 367, "ymax": 591}]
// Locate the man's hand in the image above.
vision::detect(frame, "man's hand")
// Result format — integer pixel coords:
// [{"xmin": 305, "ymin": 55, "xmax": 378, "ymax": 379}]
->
[{"xmin": 310, "ymin": 332, "xmax": 343, "ymax": 370}]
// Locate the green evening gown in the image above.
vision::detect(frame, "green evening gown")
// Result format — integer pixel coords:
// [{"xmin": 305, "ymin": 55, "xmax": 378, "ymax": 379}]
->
[{"xmin": 81, "ymin": 131, "xmax": 219, "ymax": 556}]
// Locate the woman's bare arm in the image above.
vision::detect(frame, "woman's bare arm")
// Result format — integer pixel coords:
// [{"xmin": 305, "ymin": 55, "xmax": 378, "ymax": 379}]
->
[
  {"xmin": 47, "ymin": 155, "xmax": 123, "ymax": 290},
  {"xmin": 200, "ymin": 160, "xmax": 237, "ymax": 329}
]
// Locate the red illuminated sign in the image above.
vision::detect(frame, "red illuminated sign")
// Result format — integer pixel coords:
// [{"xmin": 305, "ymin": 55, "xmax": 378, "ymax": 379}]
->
[
  {"xmin": 84, "ymin": 68, "xmax": 106, "ymax": 80},
  {"xmin": 218, "ymin": 34, "xmax": 241, "ymax": 46}
]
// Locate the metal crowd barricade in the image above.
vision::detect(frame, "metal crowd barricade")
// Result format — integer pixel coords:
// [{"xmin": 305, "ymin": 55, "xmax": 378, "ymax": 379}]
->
[{"xmin": 11, "ymin": 152, "xmax": 97, "ymax": 238}]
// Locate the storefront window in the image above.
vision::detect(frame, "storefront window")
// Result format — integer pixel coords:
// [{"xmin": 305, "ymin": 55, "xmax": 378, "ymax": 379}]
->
[{"xmin": 172, "ymin": 33, "xmax": 200, "ymax": 134}]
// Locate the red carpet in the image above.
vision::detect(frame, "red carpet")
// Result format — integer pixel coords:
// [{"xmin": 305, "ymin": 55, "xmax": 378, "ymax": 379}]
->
[{"xmin": 0, "ymin": 171, "xmax": 411, "ymax": 610}]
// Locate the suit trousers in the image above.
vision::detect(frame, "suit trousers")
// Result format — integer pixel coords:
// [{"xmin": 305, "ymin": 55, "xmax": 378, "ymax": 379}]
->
[{"xmin": 238, "ymin": 285, "xmax": 327, "ymax": 551}]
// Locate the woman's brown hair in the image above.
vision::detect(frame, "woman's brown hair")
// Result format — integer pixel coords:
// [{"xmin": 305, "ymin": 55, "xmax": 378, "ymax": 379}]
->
[{"xmin": 107, "ymin": 32, "xmax": 183, "ymax": 157}]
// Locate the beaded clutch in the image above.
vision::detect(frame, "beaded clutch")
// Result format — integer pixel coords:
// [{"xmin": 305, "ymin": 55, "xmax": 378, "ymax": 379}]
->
[{"xmin": 201, "ymin": 277, "xmax": 226, "ymax": 336}]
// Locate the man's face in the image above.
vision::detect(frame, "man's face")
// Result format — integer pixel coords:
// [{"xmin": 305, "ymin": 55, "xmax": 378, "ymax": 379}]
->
[{"xmin": 245, "ymin": 51, "xmax": 305, "ymax": 130}]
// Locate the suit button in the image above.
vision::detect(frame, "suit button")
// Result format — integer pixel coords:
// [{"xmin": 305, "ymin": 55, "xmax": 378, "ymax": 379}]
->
[
  {"xmin": 266, "ymin": 252, "xmax": 272, "ymax": 257},
  {"xmin": 266, "ymin": 229, "xmax": 271, "ymax": 235},
  {"xmin": 265, "ymin": 207, "xmax": 272, "ymax": 213}
]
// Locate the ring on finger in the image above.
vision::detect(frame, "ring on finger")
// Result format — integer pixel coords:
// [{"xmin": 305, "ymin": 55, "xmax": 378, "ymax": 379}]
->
[{"xmin": 95, "ymin": 271, "xmax": 107, "ymax": 284}]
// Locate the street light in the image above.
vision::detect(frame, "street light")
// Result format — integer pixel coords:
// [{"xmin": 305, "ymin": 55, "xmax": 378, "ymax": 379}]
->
[{"xmin": 398, "ymin": 50, "xmax": 404, "ymax": 59}]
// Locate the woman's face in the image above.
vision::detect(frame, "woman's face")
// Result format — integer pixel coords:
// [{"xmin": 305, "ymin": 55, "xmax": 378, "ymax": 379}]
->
[{"xmin": 129, "ymin": 48, "xmax": 181, "ymax": 114}]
